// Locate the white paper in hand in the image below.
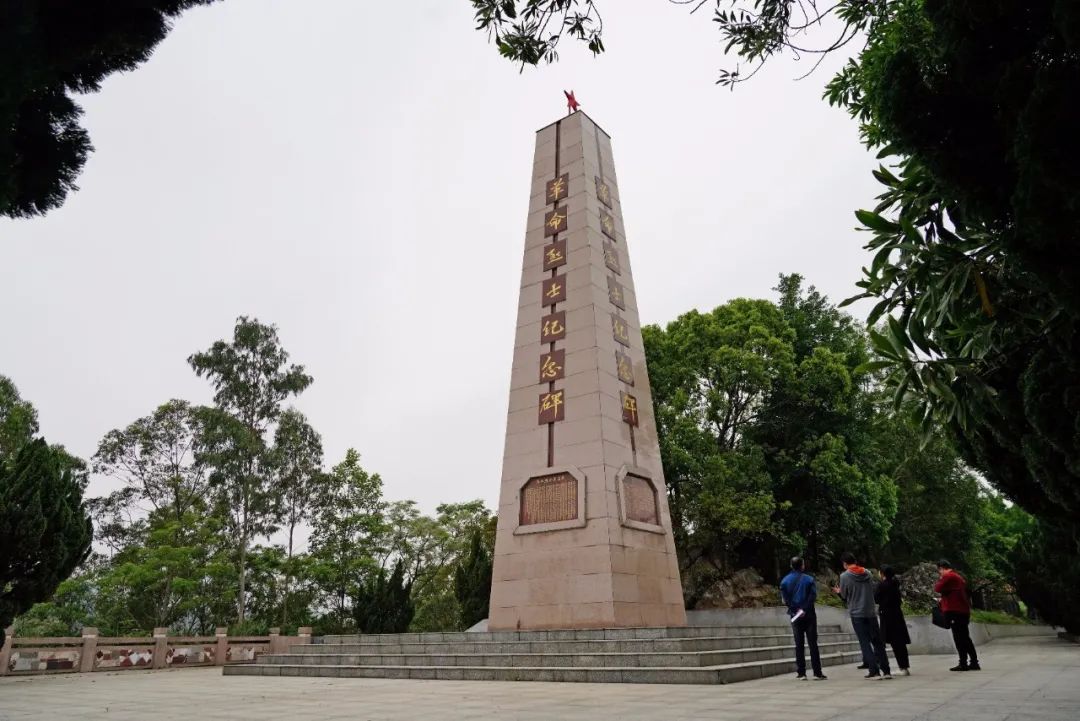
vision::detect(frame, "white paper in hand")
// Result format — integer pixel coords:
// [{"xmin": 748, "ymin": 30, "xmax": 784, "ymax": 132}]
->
[{"xmin": 790, "ymin": 609, "xmax": 806, "ymax": 623}]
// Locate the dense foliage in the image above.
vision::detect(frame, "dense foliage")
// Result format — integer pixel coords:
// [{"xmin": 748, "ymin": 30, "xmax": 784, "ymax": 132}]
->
[
  {"xmin": 454, "ymin": 528, "xmax": 494, "ymax": 630},
  {"xmin": 7, "ymin": 321, "xmax": 495, "ymax": 639},
  {"xmin": 353, "ymin": 560, "xmax": 414, "ymax": 635},
  {"xmin": 644, "ymin": 276, "xmax": 1023, "ymax": 605},
  {"xmin": 1, "ymin": 1, "xmax": 221, "ymax": 218},
  {"xmin": 1, "ymin": 438, "xmax": 93, "ymax": 645}
]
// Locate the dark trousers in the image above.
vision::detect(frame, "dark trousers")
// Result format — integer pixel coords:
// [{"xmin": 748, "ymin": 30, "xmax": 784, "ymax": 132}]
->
[
  {"xmin": 889, "ymin": 641, "xmax": 910, "ymax": 670},
  {"xmin": 946, "ymin": 611, "xmax": 978, "ymax": 666},
  {"xmin": 792, "ymin": 609, "xmax": 822, "ymax": 676},
  {"xmin": 851, "ymin": 616, "xmax": 891, "ymax": 675}
]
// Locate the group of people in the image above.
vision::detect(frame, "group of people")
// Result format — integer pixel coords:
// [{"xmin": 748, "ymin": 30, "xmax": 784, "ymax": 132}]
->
[{"xmin": 779, "ymin": 554, "xmax": 981, "ymax": 681}]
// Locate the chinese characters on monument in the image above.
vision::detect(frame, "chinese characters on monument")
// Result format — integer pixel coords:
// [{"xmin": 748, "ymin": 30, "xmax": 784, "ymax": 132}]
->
[
  {"xmin": 540, "ymin": 311, "xmax": 566, "ymax": 343},
  {"xmin": 538, "ymin": 389, "xmax": 565, "ymax": 425},
  {"xmin": 543, "ymin": 240, "xmax": 567, "ymax": 270},
  {"xmin": 544, "ymin": 209, "xmax": 567, "ymax": 236},
  {"xmin": 539, "ymin": 349, "xmax": 566, "ymax": 383}
]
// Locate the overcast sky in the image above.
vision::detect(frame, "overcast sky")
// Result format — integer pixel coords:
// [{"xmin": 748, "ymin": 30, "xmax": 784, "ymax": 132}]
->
[{"xmin": 1, "ymin": 2, "xmax": 880, "ymax": 536}]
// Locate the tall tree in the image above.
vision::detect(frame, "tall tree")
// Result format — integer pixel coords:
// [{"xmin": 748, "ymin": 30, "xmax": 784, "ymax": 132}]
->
[
  {"xmin": 268, "ymin": 408, "xmax": 323, "ymax": 626},
  {"xmin": 869, "ymin": 405, "xmax": 984, "ymax": 571},
  {"xmin": 752, "ymin": 276, "xmax": 896, "ymax": 569},
  {"xmin": 407, "ymin": 501, "xmax": 494, "ymax": 632},
  {"xmin": 0, "ymin": 374, "xmax": 39, "ymax": 463},
  {"xmin": 643, "ymin": 299, "xmax": 791, "ymax": 601},
  {"xmin": 454, "ymin": 528, "xmax": 493, "ymax": 630},
  {"xmin": 308, "ymin": 449, "xmax": 384, "ymax": 628},
  {"xmin": 188, "ymin": 316, "xmax": 313, "ymax": 623},
  {"xmin": 0, "ymin": 1, "xmax": 221, "ymax": 218},
  {"xmin": 0, "ymin": 439, "xmax": 93, "ymax": 646},
  {"xmin": 92, "ymin": 399, "xmax": 208, "ymax": 525}
]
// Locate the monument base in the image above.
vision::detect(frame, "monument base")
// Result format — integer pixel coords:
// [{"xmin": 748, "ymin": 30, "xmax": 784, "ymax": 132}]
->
[
  {"xmin": 489, "ymin": 463, "xmax": 686, "ymax": 631},
  {"xmin": 227, "ymin": 623, "xmax": 863, "ymax": 684}
]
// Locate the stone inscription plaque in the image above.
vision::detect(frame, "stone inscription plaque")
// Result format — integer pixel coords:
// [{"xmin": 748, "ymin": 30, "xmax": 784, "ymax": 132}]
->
[
  {"xmin": 621, "ymin": 391, "xmax": 639, "ymax": 426},
  {"xmin": 612, "ymin": 314, "xmax": 631, "ymax": 347},
  {"xmin": 539, "ymin": 348, "xmax": 566, "ymax": 383},
  {"xmin": 608, "ymin": 276, "xmax": 626, "ymax": 310},
  {"xmin": 520, "ymin": 472, "xmax": 578, "ymax": 526},
  {"xmin": 623, "ymin": 474, "xmax": 659, "ymax": 525},
  {"xmin": 546, "ymin": 173, "xmax": 569, "ymax": 203},
  {"xmin": 595, "ymin": 176, "xmax": 612, "ymax": 208},
  {"xmin": 541, "ymin": 311, "xmax": 566, "ymax": 343},
  {"xmin": 600, "ymin": 210, "xmax": 616, "ymax": 239},
  {"xmin": 543, "ymin": 240, "xmax": 567, "ymax": 271},
  {"xmin": 538, "ymin": 389, "xmax": 566, "ymax": 424},
  {"xmin": 603, "ymin": 242, "xmax": 621, "ymax": 275},
  {"xmin": 542, "ymin": 275, "xmax": 567, "ymax": 306},
  {"xmin": 615, "ymin": 351, "xmax": 635, "ymax": 386},
  {"xmin": 544, "ymin": 208, "xmax": 567, "ymax": 236}
]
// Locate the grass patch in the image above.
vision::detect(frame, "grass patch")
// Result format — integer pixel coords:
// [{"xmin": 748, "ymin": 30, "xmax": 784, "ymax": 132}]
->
[{"xmin": 971, "ymin": 609, "xmax": 1031, "ymax": 625}]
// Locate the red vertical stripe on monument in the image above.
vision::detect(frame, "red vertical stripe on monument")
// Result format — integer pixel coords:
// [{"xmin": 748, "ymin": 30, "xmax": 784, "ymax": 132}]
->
[{"xmin": 547, "ymin": 119, "xmax": 561, "ymax": 468}]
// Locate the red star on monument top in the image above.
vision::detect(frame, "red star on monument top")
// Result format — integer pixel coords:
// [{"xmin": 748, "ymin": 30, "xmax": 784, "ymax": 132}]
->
[{"xmin": 564, "ymin": 90, "xmax": 580, "ymax": 115}]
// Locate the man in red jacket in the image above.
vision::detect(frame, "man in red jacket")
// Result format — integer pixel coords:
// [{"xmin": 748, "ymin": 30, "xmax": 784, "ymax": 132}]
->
[{"xmin": 934, "ymin": 560, "xmax": 980, "ymax": 671}]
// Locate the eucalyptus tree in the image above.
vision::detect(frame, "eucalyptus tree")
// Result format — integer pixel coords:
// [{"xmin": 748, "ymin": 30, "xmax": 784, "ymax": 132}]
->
[{"xmin": 188, "ymin": 316, "xmax": 313, "ymax": 623}]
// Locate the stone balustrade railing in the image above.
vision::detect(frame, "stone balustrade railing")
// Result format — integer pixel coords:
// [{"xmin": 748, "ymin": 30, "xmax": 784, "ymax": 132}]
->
[{"xmin": 0, "ymin": 625, "xmax": 312, "ymax": 676}]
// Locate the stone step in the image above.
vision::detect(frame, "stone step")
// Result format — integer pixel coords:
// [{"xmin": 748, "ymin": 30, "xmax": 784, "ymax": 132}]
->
[
  {"xmin": 320, "ymin": 624, "xmax": 844, "ymax": 645},
  {"xmin": 226, "ymin": 650, "xmax": 864, "ymax": 684},
  {"xmin": 289, "ymin": 632, "xmax": 857, "ymax": 656},
  {"xmin": 258, "ymin": 640, "xmax": 860, "ymax": 669}
]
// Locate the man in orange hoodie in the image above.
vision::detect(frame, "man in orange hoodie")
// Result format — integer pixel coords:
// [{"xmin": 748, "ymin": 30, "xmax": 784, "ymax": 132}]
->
[
  {"xmin": 934, "ymin": 559, "xmax": 980, "ymax": 671},
  {"xmin": 835, "ymin": 552, "xmax": 892, "ymax": 679}
]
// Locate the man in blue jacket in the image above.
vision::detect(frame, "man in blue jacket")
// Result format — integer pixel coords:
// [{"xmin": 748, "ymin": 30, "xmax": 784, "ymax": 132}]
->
[{"xmin": 780, "ymin": 556, "xmax": 827, "ymax": 680}]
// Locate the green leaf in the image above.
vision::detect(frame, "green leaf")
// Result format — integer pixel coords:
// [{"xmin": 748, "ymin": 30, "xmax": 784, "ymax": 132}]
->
[
  {"xmin": 887, "ymin": 314, "xmax": 914, "ymax": 354},
  {"xmin": 875, "ymin": 144, "xmax": 898, "ymax": 160},
  {"xmin": 855, "ymin": 209, "xmax": 901, "ymax": 233},
  {"xmin": 908, "ymin": 315, "xmax": 932, "ymax": 355},
  {"xmin": 893, "ymin": 370, "xmax": 912, "ymax": 412},
  {"xmin": 838, "ymin": 292, "xmax": 871, "ymax": 308},
  {"xmin": 871, "ymin": 245, "xmax": 894, "ymax": 275},
  {"xmin": 867, "ymin": 299, "xmax": 891, "ymax": 327},
  {"xmin": 854, "ymin": 360, "xmax": 895, "ymax": 374},
  {"xmin": 869, "ymin": 329, "xmax": 899, "ymax": 360}
]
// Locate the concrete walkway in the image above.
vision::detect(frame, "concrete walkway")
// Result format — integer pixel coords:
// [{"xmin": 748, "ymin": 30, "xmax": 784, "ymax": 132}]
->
[{"xmin": 1, "ymin": 637, "xmax": 1077, "ymax": 720}]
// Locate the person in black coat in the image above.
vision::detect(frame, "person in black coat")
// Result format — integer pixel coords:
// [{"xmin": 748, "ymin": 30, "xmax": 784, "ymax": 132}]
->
[{"xmin": 875, "ymin": 565, "xmax": 912, "ymax": 675}]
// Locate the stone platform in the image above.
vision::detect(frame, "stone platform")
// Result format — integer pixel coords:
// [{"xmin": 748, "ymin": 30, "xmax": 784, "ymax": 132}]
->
[{"xmin": 223, "ymin": 624, "xmax": 861, "ymax": 684}]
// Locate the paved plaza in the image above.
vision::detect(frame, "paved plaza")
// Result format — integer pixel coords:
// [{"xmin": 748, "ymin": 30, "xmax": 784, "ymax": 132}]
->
[{"xmin": 1, "ymin": 637, "xmax": 1077, "ymax": 721}]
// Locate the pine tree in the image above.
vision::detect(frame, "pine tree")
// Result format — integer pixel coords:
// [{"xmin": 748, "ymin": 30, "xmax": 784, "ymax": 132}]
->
[
  {"xmin": 454, "ymin": 529, "xmax": 492, "ymax": 629},
  {"xmin": 0, "ymin": 439, "xmax": 93, "ymax": 646},
  {"xmin": 353, "ymin": 561, "xmax": 413, "ymax": 634}
]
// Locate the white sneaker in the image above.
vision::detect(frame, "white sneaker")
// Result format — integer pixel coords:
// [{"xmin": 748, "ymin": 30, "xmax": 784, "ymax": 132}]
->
[{"xmin": 901, "ymin": 669, "xmax": 911, "ymax": 676}]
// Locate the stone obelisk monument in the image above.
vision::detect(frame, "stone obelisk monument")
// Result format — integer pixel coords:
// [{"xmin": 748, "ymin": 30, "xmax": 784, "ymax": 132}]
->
[{"xmin": 489, "ymin": 110, "xmax": 687, "ymax": 630}]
